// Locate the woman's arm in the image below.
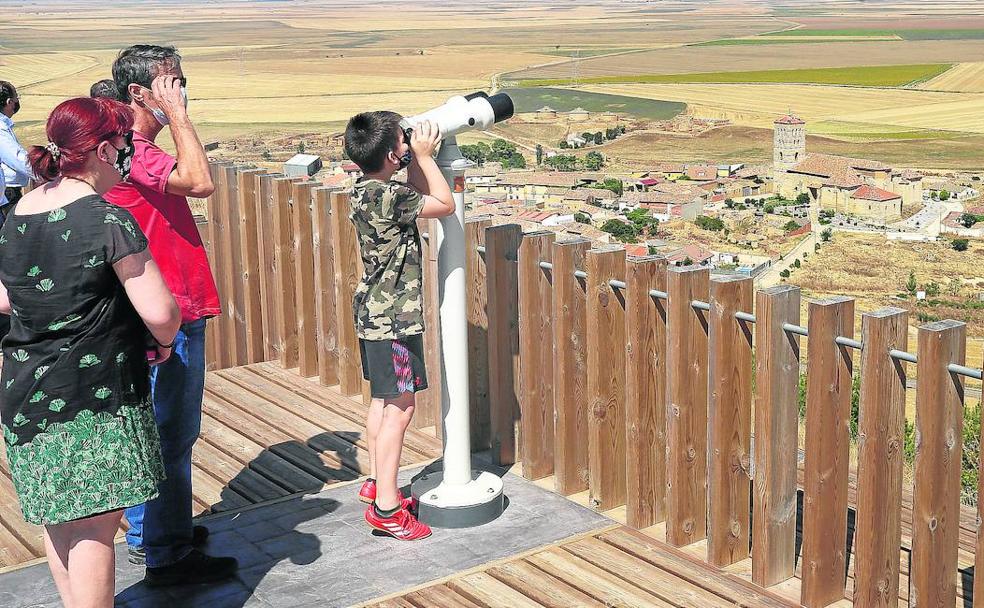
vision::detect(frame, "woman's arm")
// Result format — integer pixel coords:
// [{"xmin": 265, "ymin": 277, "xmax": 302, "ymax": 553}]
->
[{"xmin": 113, "ymin": 249, "xmax": 181, "ymax": 349}]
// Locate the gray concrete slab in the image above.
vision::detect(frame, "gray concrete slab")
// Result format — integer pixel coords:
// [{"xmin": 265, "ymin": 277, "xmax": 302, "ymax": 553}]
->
[{"xmin": 0, "ymin": 462, "xmax": 611, "ymax": 608}]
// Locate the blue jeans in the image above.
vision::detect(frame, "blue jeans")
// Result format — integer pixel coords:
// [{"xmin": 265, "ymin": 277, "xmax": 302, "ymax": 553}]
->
[{"xmin": 125, "ymin": 319, "xmax": 207, "ymax": 568}]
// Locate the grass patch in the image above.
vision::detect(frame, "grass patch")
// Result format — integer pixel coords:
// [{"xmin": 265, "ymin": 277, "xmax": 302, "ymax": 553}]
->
[
  {"xmin": 770, "ymin": 29, "xmax": 984, "ymax": 40},
  {"xmin": 518, "ymin": 64, "xmax": 954, "ymax": 88},
  {"xmin": 692, "ymin": 37, "xmax": 894, "ymax": 47},
  {"xmin": 499, "ymin": 87, "xmax": 685, "ymax": 121}
]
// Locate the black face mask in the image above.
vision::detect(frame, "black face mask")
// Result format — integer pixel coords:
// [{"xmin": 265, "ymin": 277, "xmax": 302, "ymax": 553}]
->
[{"xmin": 110, "ymin": 132, "xmax": 135, "ymax": 181}]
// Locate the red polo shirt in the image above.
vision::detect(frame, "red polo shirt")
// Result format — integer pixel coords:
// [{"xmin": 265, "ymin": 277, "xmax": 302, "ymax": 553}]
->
[{"xmin": 104, "ymin": 131, "xmax": 221, "ymax": 323}]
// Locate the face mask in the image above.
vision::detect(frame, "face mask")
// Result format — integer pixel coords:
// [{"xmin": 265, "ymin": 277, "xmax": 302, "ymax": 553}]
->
[
  {"xmin": 108, "ymin": 133, "xmax": 134, "ymax": 180},
  {"xmin": 181, "ymin": 86, "xmax": 188, "ymax": 109},
  {"xmin": 398, "ymin": 149, "xmax": 412, "ymax": 170},
  {"xmin": 151, "ymin": 107, "xmax": 169, "ymax": 126}
]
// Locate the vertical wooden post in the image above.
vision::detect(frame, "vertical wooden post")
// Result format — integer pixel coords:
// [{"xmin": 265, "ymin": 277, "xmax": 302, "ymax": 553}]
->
[
  {"xmin": 586, "ymin": 246, "xmax": 627, "ymax": 510},
  {"xmin": 518, "ymin": 231, "xmax": 555, "ymax": 480},
  {"xmin": 256, "ymin": 173, "xmax": 281, "ymax": 362},
  {"xmin": 312, "ymin": 187, "xmax": 339, "ymax": 386},
  {"xmin": 486, "ymin": 224, "xmax": 522, "ymax": 466},
  {"xmin": 552, "ymin": 238, "xmax": 591, "ymax": 495},
  {"xmin": 207, "ymin": 162, "xmax": 232, "ymax": 369},
  {"xmin": 665, "ymin": 265, "xmax": 709, "ymax": 546},
  {"xmin": 197, "ymin": 214, "xmax": 219, "ymax": 371},
  {"xmin": 291, "ymin": 181, "xmax": 319, "ymax": 377},
  {"xmin": 753, "ymin": 285, "xmax": 803, "ymax": 587},
  {"xmin": 272, "ymin": 177, "xmax": 298, "ymax": 369},
  {"xmin": 800, "ymin": 296, "xmax": 854, "ymax": 607},
  {"xmin": 624, "ymin": 255, "xmax": 668, "ymax": 529},
  {"xmin": 853, "ymin": 307, "xmax": 908, "ymax": 608},
  {"xmin": 221, "ymin": 164, "xmax": 247, "ymax": 366},
  {"xmin": 237, "ymin": 169, "xmax": 266, "ymax": 364},
  {"xmin": 329, "ymin": 191, "xmax": 362, "ymax": 396},
  {"xmin": 414, "ymin": 219, "xmax": 441, "ymax": 429},
  {"xmin": 911, "ymin": 320, "xmax": 966, "ymax": 608},
  {"xmin": 466, "ymin": 217, "xmax": 492, "ymax": 450},
  {"xmin": 976, "ymin": 384, "xmax": 984, "ymax": 608},
  {"xmin": 707, "ymin": 275, "xmax": 753, "ymax": 566}
]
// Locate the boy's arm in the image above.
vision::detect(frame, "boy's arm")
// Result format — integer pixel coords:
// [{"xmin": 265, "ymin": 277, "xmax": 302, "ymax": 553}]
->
[{"xmin": 407, "ymin": 121, "xmax": 454, "ymax": 219}]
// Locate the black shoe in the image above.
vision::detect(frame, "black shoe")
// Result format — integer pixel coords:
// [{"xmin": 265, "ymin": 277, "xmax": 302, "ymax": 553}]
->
[
  {"xmin": 127, "ymin": 525, "xmax": 210, "ymax": 566},
  {"xmin": 144, "ymin": 548, "xmax": 239, "ymax": 587}
]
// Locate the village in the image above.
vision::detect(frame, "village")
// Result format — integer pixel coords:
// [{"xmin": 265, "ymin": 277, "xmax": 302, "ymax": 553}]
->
[{"xmin": 261, "ymin": 107, "xmax": 983, "ymax": 287}]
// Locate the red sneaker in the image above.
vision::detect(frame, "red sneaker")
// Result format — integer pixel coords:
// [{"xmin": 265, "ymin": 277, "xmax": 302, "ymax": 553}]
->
[
  {"xmin": 358, "ymin": 479, "xmax": 417, "ymax": 511},
  {"xmin": 364, "ymin": 505, "xmax": 432, "ymax": 541}
]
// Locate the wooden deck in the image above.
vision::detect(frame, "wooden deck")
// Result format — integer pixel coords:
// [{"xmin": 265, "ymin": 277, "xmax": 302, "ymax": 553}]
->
[
  {"xmin": 363, "ymin": 526, "xmax": 797, "ymax": 608},
  {"xmin": 0, "ymin": 362, "xmax": 442, "ymax": 570}
]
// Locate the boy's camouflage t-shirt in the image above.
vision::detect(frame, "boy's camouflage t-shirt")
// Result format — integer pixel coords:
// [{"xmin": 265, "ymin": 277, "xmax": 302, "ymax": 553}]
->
[{"xmin": 350, "ymin": 178, "xmax": 426, "ymax": 340}]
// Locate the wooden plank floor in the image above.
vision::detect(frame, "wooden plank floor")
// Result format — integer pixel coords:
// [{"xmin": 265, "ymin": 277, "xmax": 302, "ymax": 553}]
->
[
  {"xmin": 0, "ymin": 361, "xmax": 442, "ymax": 570},
  {"xmin": 363, "ymin": 526, "xmax": 798, "ymax": 608}
]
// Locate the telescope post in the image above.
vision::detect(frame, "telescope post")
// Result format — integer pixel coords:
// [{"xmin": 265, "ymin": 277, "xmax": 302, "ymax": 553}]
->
[{"xmin": 411, "ymin": 136, "xmax": 506, "ymax": 527}]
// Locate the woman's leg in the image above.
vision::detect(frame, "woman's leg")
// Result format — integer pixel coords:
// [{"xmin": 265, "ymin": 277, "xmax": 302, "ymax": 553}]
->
[
  {"xmin": 45, "ymin": 510, "xmax": 122, "ymax": 608},
  {"xmin": 43, "ymin": 526, "xmax": 75, "ymax": 608}
]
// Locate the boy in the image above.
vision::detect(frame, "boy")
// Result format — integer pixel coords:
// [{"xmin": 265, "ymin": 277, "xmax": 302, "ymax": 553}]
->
[{"xmin": 343, "ymin": 112, "xmax": 454, "ymax": 540}]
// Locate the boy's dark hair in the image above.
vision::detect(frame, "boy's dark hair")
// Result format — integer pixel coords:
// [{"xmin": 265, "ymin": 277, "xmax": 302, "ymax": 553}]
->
[
  {"xmin": 344, "ymin": 111, "xmax": 402, "ymax": 174},
  {"xmin": 90, "ymin": 79, "xmax": 121, "ymax": 100},
  {"xmin": 113, "ymin": 44, "xmax": 182, "ymax": 102}
]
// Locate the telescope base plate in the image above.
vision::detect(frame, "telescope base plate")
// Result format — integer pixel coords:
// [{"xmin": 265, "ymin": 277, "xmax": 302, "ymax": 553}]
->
[{"xmin": 411, "ymin": 470, "xmax": 505, "ymax": 529}]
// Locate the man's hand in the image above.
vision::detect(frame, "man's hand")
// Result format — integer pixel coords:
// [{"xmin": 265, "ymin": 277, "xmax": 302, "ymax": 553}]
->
[
  {"xmin": 410, "ymin": 120, "xmax": 441, "ymax": 159},
  {"xmin": 151, "ymin": 75, "xmax": 187, "ymax": 123}
]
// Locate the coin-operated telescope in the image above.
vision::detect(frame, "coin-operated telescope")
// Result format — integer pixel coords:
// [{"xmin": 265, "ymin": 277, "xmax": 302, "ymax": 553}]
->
[
  {"xmin": 408, "ymin": 91, "xmax": 515, "ymax": 530},
  {"xmin": 399, "ymin": 91, "xmax": 514, "ymax": 140}
]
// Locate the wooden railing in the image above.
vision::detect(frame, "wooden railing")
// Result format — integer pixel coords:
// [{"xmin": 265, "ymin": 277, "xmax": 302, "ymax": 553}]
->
[{"xmin": 200, "ymin": 162, "xmax": 982, "ymax": 607}]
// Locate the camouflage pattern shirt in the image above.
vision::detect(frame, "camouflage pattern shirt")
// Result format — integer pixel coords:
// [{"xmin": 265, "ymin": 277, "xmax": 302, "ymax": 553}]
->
[{"xmin": 350, "ymin": 178, "xmax": 426, "ymax": 340}]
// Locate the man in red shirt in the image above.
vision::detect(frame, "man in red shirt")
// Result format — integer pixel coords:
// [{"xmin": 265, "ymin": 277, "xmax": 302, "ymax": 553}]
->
[{"xmin": 105, "ymin": 45, "xmax": 236, "ymax": 587}]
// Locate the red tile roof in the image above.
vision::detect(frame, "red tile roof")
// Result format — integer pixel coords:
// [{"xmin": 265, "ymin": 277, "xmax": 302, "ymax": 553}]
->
[
  {"xmin": 851, "ymin": 184, "xmax": 901, "ymax": 202},
  {"xmin": 624, "ymin": 244, "xmax": 650, "ymax": 257},
  {"xmin": 639, "ymin": 178, "xmax": 661, "ymax": 186},
  {"xmin": 686, "ymin": 165, "xmax": 717, "ymax": 181},
  {"xmin": 666, "ymin": 244, "xmax": 713, "ymax": 264},
  {"xmin": 789, "ymin": 154, "xmax": 890, "ymax": 178},
  {"xmin": 774, "ymin": 114, "xmax": 805, "ymax": 125}
]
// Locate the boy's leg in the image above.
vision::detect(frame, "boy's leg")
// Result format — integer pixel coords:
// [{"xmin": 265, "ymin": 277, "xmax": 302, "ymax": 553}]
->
[
  {"xmin": 373, "ymin": 392, "xmax": 416, "ymax": 511},
  {"xmin": 365, "ymin": 398, "xmax": 384, "ymax": 480}
]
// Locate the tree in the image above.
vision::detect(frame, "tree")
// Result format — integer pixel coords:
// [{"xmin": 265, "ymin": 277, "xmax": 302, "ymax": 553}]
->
[
  {"xmin": 601, "ymin": 177, "xmax": 622, "ymax": 196},
  {"xmin": 593, "ymin": 132, "xmax": 603, "ymax": 145},
  {"xmin": 724, "ymin": 198, "xmax": 736, "ymax": 209},
  {"xmin": 763, "ymin": 203, "xmax": 776, "ymax": 214},
  {"xmin": 795, "ymin": 192, "xmax": 810, "ymax": 205},
  {"xmin": 261, "ymin": 149, "xmax": 272, "ymax": 161},
  {"xmin": 297, "ymin": 141, "xmax": 306, "ymax": 154},
  {"xmin": 581, "ymin": 132, "xmax": 593, "ymax": 142},
  {"xmin": 906, "ymin": 270, "xmax": 917, "ymax": 294},
  {"xmin": 459, "ymin": 143, "xmax": 487, "ymax": 166},
  {"xmin": 960, "ymin": 213, "xmax": 981, "ymax": 228},
  {"xmin": 626, "ymin": 208, "xmax": 658, "ymax": 235},
  {"xmin": 501, "ymin": 152, "xmax": 526, "ymax": 169},
  {"xmin": 924, "ymin": 281, "xmax": 941, "ymax": 297},
  {"xmin": 682, "ymin": 256, "xmax": 694, "ymax": 266},
  {"xmin": 600, "ymin": 219, "xmax": 638, "ymax": 243},
  {"xmin": 782, "ymin": 220, "xmax": 800, "ymax": 232},
  {"xmin": 574, "ymin": 212, "xmax": 591, "ymax": 224},
  {"xmin": 821, "ymin": 227, "xmax": 833, "ymax": 242},
  {"xmin": 535, "ymin": 144, "xmax": 543, "ymax": 166},
  {"xmin": 793, "ymin": 258, "xmax": 801, "ymax": 268},
  {"xmin": 584, "ymin": 151, "xmax": 605, "ymax": 171},
  {"xmin": 952, "ymin": 238, "xmax": 970, "ymax": 252},
  {"xmin": 559, "ymin": 140, "xmax": 570, "ymax": 149},
  {"xmin": 695, "ymin": 215, "xmax": 725, "ymax": 231},
  {"xmin": 545, "ymin": 154, "xmax": 578, "ymax": 172},
  {"xmin": 779, "ymin": 269, "xmax": 791, "ymax": 278},
  {"xmin": 939, "ymin": 189, "xmax": 950, "ymax": 201},
  {"xmin": 815, "ymin": 243, "xmax": 821, "ymax": 252}
]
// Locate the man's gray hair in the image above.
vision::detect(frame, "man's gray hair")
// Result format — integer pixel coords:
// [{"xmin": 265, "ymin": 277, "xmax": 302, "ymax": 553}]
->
[{"xmin": 113, "ymin": 45, "xmax": 182, "ymax": 102}]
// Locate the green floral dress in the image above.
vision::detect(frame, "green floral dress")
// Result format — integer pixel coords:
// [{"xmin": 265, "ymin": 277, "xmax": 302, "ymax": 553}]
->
[{"xmin": 0, "ymin": 194, "xmax": 164, "ymax": 525}]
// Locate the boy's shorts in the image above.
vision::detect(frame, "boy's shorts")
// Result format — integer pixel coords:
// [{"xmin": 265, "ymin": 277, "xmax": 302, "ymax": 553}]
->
[{"xmin": 359, "ymin": 334, "xmax": 429, "ymax": 398}]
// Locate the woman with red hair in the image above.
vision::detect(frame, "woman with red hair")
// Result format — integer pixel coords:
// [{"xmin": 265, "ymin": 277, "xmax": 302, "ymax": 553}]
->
[{"xmin": 0, "ymin": 97, "xmax": 181, "ymax": 607}]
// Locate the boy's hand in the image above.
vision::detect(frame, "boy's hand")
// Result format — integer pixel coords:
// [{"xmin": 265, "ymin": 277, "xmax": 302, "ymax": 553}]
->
[{"xmin": 410, "ymin": 120, "xmax": 441, "ymax": 159}]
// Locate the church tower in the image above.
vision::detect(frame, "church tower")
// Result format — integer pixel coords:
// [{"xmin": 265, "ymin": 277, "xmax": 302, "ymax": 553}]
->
[{"xmin": 773, "ymin": 113, "xmax": 806, "ymax": 171}]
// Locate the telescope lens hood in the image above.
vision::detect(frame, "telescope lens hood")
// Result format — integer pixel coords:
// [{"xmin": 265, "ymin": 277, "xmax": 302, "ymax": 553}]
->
[
  {"xmin": 464, "ymin": 91, "xmax": 490, "ymax": 101},
  {"xmin": 488, "ymin": 93, "xmax": 514, "ymax": 123}
]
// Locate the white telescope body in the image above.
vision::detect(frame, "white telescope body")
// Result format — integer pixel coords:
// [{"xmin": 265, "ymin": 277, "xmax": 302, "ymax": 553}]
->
[{"xmin": 400, "ymin": 91, "xmax": 514, "ymax": 140}]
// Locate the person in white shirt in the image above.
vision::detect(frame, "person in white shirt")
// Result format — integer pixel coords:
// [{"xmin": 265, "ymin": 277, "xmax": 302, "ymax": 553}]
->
[{"xmin": 0, "ymin": 81, "xmax": 35, "ymax": 217}]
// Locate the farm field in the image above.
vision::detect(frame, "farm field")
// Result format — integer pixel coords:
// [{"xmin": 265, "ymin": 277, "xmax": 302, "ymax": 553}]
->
[
  {"xmin": 498, "ymin": 87, "xmax": 685, "ymax": 120},
  {"xmin": 920, "ymin": 61, "xmax": 984, "ymax": 92},
  {"xmin": 520, "ymin": 64, "xmax": 953, "ymax": 88}
]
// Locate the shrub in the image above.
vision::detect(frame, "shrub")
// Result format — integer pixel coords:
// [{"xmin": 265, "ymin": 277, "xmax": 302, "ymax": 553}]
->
[
  {"xmin": 783, "ymin": 220, "xmax": 800, "ymax": 232},
  {"xmin": 779, "ymin": 269, "xmax": 791, "ymax": 278},
  {"xmin": 952, "ymin": 238, "xmax": 969, "ymax": 252},
  {"xmin": 695, "ymin": 215, "xmax": 725, "ymax": 231}
]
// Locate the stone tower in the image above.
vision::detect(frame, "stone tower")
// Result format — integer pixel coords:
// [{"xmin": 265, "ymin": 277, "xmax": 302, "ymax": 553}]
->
[{"xmin": 773, "ymin": 113, "xmax": 806, "ymax": 171}]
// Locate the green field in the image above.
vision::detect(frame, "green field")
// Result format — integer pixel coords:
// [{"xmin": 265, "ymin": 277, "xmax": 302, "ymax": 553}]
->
[
  {"xmin": 518, "ymin": 64, "xmax": 954, "ymax": 88},
  {"xmin": 499, "ymin": 87, "xmax": 686, "ymax": 120},
  {"xmin": 770, "ymin": 29, "xmax": 984, "ymax": 40},
  {"xmin": 692, "ymin": 38, "xmax": 895, "ymax": 47}
]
